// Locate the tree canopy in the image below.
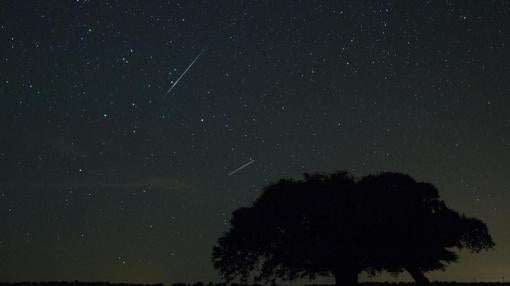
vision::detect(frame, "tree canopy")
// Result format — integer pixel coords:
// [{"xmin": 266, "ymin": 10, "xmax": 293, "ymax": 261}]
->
[{"xmin": 212, "ymin": 171, "xmax": 494, "ymax": 286}]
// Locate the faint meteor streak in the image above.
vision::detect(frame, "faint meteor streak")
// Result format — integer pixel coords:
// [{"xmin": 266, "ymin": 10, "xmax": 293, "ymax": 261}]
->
[
  {"xmin": 228, "ymin": 159, "xmax": 256, "ymax": 176},
  {"xmin": 165, "ymin": 50, "xmax": 204, "ymax": 96}
]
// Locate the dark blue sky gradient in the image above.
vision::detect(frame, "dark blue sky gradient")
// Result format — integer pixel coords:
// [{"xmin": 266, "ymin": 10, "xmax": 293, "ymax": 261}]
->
[{"xmin": 1, "ymin": 1, "xmax": 510, "ymax": 283}]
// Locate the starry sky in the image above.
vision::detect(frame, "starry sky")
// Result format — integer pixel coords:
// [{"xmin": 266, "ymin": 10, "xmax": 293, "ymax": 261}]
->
[{"xmin": 1, "ymin": 0, "xmax": 510, "ymax": 284}]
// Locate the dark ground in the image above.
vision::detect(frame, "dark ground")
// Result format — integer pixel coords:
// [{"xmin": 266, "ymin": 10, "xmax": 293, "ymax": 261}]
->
[{"xmin": 1, "ymin": 282, "xmax": 510, "ymax": 286}]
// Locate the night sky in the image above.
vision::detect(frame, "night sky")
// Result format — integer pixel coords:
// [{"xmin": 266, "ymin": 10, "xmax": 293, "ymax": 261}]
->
[{"xmin": 1, "ymin": 1, "xmax": 510, "ymax": 284}]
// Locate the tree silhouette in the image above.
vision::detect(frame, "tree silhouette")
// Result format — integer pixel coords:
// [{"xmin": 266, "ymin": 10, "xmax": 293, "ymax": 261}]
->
[
  {"xmin": 212, "ymin": 171, "xmax": 494, "ymax": 286},
  {"xmin": 358, "ymin": 173, "xmax": 495, "ymax": 285},
  {"xmin": 212, "ymin": 172, "xmax": 364, "ymax": 285}
]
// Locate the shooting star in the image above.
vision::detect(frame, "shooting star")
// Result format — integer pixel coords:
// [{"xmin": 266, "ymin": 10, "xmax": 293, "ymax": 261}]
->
[
  {"xmin": 228, "ymin": 159, "xmax": 256, "ymax": 176},
  {"xmin": 165, "ymin": 50, "xmax": 204, "ymax": 96}
]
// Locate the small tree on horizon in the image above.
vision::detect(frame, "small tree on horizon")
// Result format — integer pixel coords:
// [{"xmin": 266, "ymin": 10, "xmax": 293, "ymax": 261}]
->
[{"xmin": 212, "ymin": 171, "xmax": 494, "ymax": 286}]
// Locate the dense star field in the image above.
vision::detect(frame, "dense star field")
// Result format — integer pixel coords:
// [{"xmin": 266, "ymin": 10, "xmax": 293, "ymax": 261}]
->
[{"xmin": 1, "ymin": 1, "xmax": 509, "ymax": 284}]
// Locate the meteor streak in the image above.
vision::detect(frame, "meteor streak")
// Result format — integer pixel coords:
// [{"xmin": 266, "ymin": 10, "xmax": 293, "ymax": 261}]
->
[
  {"xmin": 165, "ymin": 50, "xmax": 204, "ymax": 96},
  {"xmin": 228, "ymin": 159, "xmax": 256, "ymax": 176}
]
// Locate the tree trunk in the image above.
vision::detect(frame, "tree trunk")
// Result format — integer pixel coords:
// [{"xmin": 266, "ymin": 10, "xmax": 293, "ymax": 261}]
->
[
  {"xmin": 334, "ymin": 268, "xmax": 359, "ymax": 286},
  {"xmin": 406, "ymin": 266, "xmax": 430, "ymax": 286}
]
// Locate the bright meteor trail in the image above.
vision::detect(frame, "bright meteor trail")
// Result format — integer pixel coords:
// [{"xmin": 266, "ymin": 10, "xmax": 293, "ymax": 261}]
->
[
  {"xmin": 165, "ymin": 50, "xmax": 204, "ymax": 96},
  {"xmin": 227, "ymin": 159, "xmax": 256, "ymax": 176}
]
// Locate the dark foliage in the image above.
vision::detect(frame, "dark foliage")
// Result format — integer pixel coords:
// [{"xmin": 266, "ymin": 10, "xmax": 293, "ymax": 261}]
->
[{"xmin": 212, "ymin": 171, "xmax": 494, "ymax": 286}]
